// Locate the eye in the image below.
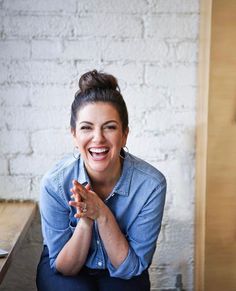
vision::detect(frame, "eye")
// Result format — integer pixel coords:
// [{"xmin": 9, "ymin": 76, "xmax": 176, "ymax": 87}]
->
[
  {"xmin": 80, "ymin": 126, "xmax": 91, "ymax": 130},
  {"xmin": 104, "ymin": 125, "xmax": 117, "ymax": 130}
]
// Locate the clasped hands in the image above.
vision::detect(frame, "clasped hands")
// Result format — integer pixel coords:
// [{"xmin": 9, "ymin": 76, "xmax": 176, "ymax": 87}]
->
[{"xmin": 69, "ymin": 180, "xmax": 103, "ymax": 220}]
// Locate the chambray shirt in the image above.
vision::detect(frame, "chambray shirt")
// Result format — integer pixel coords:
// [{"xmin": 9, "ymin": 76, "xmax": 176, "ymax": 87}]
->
[{"xmin": 39, "ymin": 152, "xmax": 166, "ymax": 279}]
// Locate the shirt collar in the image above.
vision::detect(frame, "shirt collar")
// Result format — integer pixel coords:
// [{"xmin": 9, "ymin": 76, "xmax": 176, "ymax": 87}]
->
[
  {"xmin": 77, "ymin": 156, "xmax": 91, "ymax": 186},
  {"xmin": 77, "ymin": 153, "xmax": 134, "ymax": 197},
  {"xmin": 112, "ymin": 154, "xmax": 133, "ymax": 196}
]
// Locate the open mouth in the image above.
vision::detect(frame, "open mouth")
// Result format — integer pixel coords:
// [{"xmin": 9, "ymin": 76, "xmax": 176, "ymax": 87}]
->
[{"xmin": 88, "ymin": 147, "xmax": 109, "ymax": 159}]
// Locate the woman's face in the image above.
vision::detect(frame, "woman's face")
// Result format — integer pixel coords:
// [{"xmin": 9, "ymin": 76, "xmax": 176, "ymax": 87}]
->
[{"xmin": 72, "ymin": 102, "xmax": 128, "ymax": 177}]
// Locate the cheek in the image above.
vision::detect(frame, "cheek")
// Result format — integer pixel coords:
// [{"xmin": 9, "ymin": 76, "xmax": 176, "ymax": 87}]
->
[
  {"xmin": 113, "ymin": 135, "xmax": 126, "ymax": 148},
  {"xmin": 75, "ymin": 136, "xmax": 88, "ymax": 148}
]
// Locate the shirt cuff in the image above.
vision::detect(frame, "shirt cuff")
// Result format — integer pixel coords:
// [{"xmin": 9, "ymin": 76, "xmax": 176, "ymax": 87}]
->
[{"xmin": 107, "ymin": 247, "xmax": 144, "ymax": 279}]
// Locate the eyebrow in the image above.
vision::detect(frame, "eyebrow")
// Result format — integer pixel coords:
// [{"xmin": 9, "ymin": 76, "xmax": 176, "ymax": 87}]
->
[{"xmin": 79, "ymin": 120, "xmax": 119, "ymax": 125}]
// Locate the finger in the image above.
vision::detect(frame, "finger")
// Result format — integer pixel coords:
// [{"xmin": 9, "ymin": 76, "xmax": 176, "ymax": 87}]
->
[
  {"xmin": 85, "ymin": 184, "xmax": 91, "ymax": 191},
  {"xmin": 73, "ymin": 180, "xmax": 88, "ymax": 200},
  {"xmin": 74, "ymin": 212, "xmax": 86, "ymax": 218},
  {"xmin": 74, "ymin": 203, "xmax": 88, "ymax": 218},
  {"xmin": 70, "ymin": 185, "xmax": 82, "ymax": 202},
  {"xmin": 69, "ymin": 200, "xmax": 80, "ymax": 207},
  {"xmin": 70, "ymin": 193, "xmax": 81, "ymax": 203},
  {"xmin": 68, "ymin": 200, "xmax": 81, "ymax": 216},
  {"xmin": 69, "ymin": 201, "xmax": 87, "ymax": 210}
]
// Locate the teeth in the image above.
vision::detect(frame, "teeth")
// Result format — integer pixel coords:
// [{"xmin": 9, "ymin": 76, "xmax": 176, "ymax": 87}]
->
[{"xmin": 89, "ymin": 148, "xmax": 108, "ymax": 153}]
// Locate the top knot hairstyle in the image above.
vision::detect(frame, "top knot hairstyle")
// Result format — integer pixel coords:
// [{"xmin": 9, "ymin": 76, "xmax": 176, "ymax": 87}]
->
[{"xmin": 70, "ymin": 70, "xmax": 129, "ymax": 133}]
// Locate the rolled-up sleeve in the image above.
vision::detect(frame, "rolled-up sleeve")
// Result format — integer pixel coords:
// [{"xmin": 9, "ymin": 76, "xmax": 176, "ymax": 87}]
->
[
  {"xmin": 107, "ymin": 178, "xmax": 166, "ymax": 279},
  {"xmin": 40, "ymin": 174, "xmax": 72, "ymax": 272}
]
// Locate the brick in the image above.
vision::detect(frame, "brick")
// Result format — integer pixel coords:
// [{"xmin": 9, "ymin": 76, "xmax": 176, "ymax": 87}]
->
[
  {"xmin": 3, "ymin": 107, "xmax": 70, "ymax": 130},
  {"xmin": 152, "ymin": 156, "xmax": 195, "ymax": 208},
  {"xmin": 145, "ymin": 64, "xmax": 197, "ymax": 87},
  {"xmin": 0, "ymin": 85, "xmax": 30, "ymax": 107},
  {"xmin": 0, "ymin": 155, "xmax": 8, "ymax": 175},
  {"xmin": 165, "ymin": 40, "xmax": 198, "ymax": 63},
  {"xmin": 151, "ymin": 0, "xmax": 199, "ymax": 13},
  {"xmin": 31, "ymin": 130, "xmax": 73, "ymax": 155},
  {"xmin": 0, "ymin": 62, "xmax": 10, "ymax": 84},
  {"xmin": 149, "ymin": 266, "xmax": 175, "ymax": 290},
  {"xmin": 169, "ymin": 86, "xmax": 197, "ymax": 109},
  {"xmin": 10, "ymin": 154, "xmax": 59, "ymax": 176},
  {"xmin": 146, "ymin": 14, "xmax": 199, "ymax": 39},
  {"xmin": 128, "ymin": 113, "xmax": 146, "ymax": 137},
  {"xmin": 3, "ymin": 15, "xmax": 74, "ymax": 39},
  {"xmin": 102, "ymin": 39, "xmax": 168, "ymax": 62},
  {"xmin": 78, "ymin": 0, "xmax": 148, "ymax": 14},
  {"xmin": 32, "ymin": 40, "xmax": 63, "ymax": 60},
  {"xmin": 152, "ymin": 243, "xmax": 193, "ymax": 287},
  {"xmin": 28, "ymin": 85, "xmax": 74, "ymax": 109},
  {"xmin": 0, "ymin": 20, "xmax": 3, "ymax": 38},
  {"xmin": 157, "ymin": 130, "xmax": 195, "ymax": 153},
  {"xmin": 100, "ymin": 62, "xmax": 143, "ymax": 86},
  {"xmin": 29, "ymin": 176, "xmax": 42, "ymax": 201},
  {"xmin": 0, "ymin": 130, "xmax": 30, "ymax": 154},
  {"xmin": 0, "ymin": 60, "xmax": 76, "ymax": 85},
  {"xmin": 0, "ymin": 40, "xmax": 30, "ymax": 59},
  {"xmin": 176, "ymin": 41, "xmax": 198, "ymax": 62},
  {"xmin": 146, "ymin": 109, "xmax": 196, "ymax": 132},
  {"xmin": 0, "ymin": 110, "xmax": 5, "ymax": 130},
  {"xmin": 127, "ymin": 134, "xmax": 166, "ymax": 161},
  {"xmin": 155, "ymin": 235, "xmax": 194, "ymax": 267},
  {"xmin": 63, "ymin": 39, "xmax": 100, "ymax": 60},
  {"xmin": 3, "ymin": 0, "xmax": 76, "ymax": 13},
  {"xmin": 165, "ymin": 219, "xmax": 194, "ymax": 244},
  {"xmin": 73, "ymin": 14, "xmax": 142, "ymax": 38},
  {"xmin": 124, "ymin": 85, "xmax": 170, "ymax": 114},
  {"xmin": 0, "ymin": 175, "xmax": 31, "ymax": 199}
]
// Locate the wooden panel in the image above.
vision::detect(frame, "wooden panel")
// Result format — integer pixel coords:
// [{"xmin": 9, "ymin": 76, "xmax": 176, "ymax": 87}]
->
[
  {"xmin": 0, "ymin": 201, "xmax": 37, "ymax": 284},
  {"xmin": 196, "ymin": 0, "xmax": 236, "ymax": 290},
  {"xmin": 195, "ymin": 0, "xmax": 212, "ymax": 290},
  {"xmin": 205, "ymin": 0, "xmax": 236, "ymax": 290}
]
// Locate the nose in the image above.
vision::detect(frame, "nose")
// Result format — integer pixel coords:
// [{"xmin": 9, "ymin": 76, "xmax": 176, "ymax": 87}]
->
[{"xmin": 92, "ymin": 128, "xmax": 105, "ymax": 143}]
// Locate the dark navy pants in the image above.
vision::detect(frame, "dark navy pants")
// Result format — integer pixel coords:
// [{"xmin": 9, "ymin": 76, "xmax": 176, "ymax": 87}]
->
[{"xmin": 36, "ymin": 246, "xmax": 150, "ymax": 291}]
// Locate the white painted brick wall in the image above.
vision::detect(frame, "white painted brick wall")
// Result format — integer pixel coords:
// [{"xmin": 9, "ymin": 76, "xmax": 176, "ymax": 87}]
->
[{"xmin": 0, "ymin": 0, "xmax": 199, "ymax": 290}]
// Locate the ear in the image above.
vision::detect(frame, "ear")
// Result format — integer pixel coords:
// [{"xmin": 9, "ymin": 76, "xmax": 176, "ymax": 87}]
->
[
  {"xmin": 71, "ymin": 128, "xmax": 78, "ymax": 146},
  {"xmin": 71, "ymin": 127, "xmax": 76, "ymax": 137},
  {"xmin": 122, "ymin": 127, "xmax": 129, "ymax": 147}
]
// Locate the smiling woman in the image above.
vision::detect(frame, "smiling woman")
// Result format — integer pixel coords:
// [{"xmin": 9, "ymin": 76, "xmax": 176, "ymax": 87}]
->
[{"xmin": 36, "ymin": 70, "xmax": 166, "ymax": 291}]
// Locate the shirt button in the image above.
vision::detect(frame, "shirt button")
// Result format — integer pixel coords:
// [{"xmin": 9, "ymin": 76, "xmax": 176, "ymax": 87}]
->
[
  {"xmin": 97, "ymin": 240, "xmax": 100, "ymax": 245},
  {"xmin": 98, "ymin": 261, "xmax": 102, "ymax": 267}
]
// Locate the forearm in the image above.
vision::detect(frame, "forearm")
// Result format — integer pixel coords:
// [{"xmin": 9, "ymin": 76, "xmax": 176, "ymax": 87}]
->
[
  {"xmin": 56, "ymin": 218, "xmax": 93, "ymax": 276},
  {"xmin": 97, "ymin": 205, "xmax": 129, "ymax": 268}
]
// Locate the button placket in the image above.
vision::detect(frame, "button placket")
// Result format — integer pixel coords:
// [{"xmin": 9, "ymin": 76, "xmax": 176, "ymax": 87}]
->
[{"xmin": 94, "ymin": 221, "xmax": 105, "ymax": 268}]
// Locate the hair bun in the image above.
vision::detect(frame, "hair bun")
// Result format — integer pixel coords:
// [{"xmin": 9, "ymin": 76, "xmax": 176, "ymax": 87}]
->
[{"xmin": 79, "ymin": 70, "xmax": 119, "ymax": 93}]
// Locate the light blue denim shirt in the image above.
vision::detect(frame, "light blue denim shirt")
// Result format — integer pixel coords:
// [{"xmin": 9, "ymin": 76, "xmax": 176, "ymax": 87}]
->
[{"xmin": 40, "ymin": 152, "xmax": 166, "ymax": 279}]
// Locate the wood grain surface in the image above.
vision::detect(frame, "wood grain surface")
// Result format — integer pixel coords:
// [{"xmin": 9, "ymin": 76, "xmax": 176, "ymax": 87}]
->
[{"xmin": 0, "ymin": 201, "xmax": 37, "ymax": 284}]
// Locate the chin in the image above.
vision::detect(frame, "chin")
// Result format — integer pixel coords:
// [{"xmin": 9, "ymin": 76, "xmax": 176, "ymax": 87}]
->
[{"xmin": 86, "ymin": 160, "xmax": 109, "ymax": 172}]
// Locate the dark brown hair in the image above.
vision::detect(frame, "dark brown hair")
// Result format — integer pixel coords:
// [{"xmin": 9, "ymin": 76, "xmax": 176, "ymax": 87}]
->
[{"xmin": 70, "ymin": 70, "xmax": 129, "ymax": 132}]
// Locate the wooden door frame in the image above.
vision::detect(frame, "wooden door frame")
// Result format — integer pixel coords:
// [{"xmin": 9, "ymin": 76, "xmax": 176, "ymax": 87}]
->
[{"xmin": 195, "ymin": 1, "xmax": 236, "ymax": 290}]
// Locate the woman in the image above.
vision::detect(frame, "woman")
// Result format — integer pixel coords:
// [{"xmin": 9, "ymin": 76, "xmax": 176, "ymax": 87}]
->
[{"xmin": 36, "ymin": 70, "xmax": 166, "ymax": 291}]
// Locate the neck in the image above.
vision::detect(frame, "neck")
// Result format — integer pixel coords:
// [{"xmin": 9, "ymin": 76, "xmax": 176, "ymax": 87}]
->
[{"xmin": 86, "ymin": 159, "xmax": 123, "ymax": 197}]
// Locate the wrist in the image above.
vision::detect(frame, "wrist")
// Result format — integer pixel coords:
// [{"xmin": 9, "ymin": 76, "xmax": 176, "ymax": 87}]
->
[
  {"xmin": 78, "ymin": 217, "xmax": 93, "ymax": 229},
  {"xmin": 97, "ymin": 203, "xmax": 109, "ymax": 224}
]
